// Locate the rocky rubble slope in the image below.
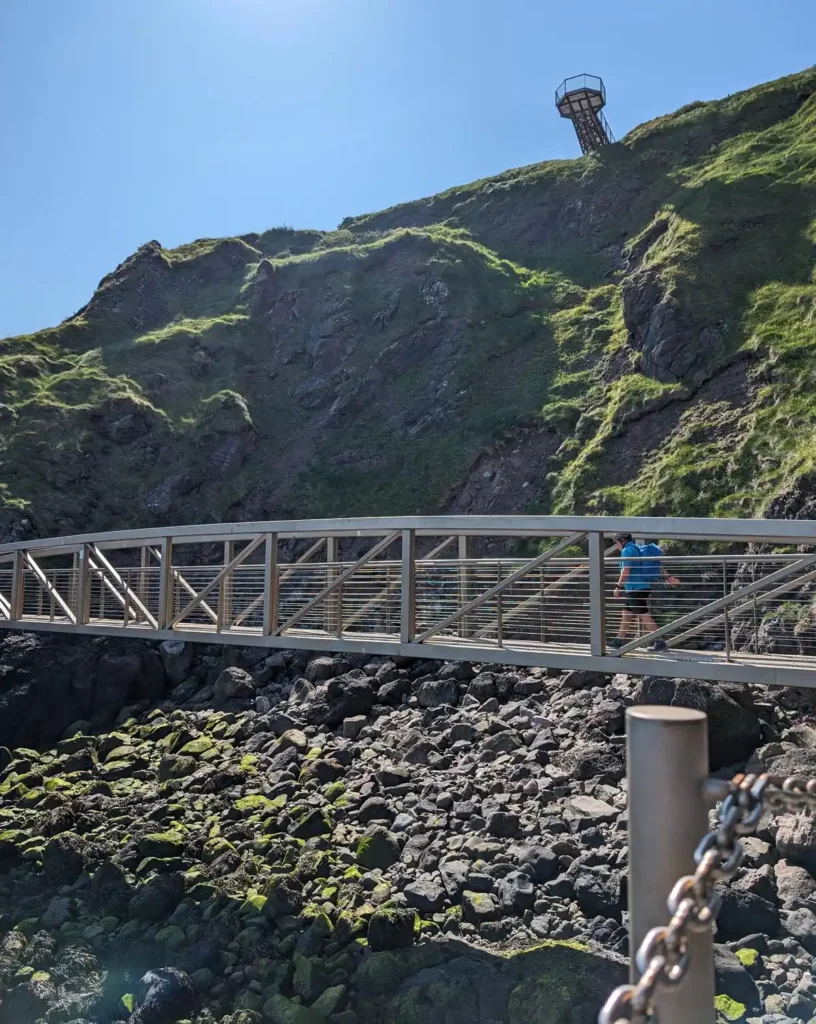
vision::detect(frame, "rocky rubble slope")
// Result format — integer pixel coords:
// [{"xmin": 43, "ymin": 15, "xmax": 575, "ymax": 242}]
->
[{"xmin": 2, "ymin": 640, "xmax": 816, "ymax": 1022}]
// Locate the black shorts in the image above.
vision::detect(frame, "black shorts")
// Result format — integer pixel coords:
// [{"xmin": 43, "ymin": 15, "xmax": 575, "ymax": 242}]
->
[{"xmin": 624, "ymin": 590, "xmax": 650, "ymax": 615}]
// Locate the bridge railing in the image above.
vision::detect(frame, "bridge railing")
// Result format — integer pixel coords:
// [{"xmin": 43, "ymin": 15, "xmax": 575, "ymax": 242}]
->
[{"xmin": 0, "ymin": 515, "xmax": 815, "ymax": 686}]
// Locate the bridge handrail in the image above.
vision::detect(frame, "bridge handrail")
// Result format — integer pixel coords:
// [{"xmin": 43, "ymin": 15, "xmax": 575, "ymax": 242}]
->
[{"xmin": 3, "ymin": 513, "xmax": 816, "ymax": 557}]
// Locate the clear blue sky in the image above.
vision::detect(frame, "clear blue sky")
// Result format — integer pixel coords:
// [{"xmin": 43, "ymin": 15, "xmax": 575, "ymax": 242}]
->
[{"xmin": 1, "ymin": 0, "xmax": 814, "ymax": 338}]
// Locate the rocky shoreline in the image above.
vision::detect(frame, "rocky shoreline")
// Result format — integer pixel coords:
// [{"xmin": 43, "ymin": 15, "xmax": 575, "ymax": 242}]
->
[{"xmin": 1, "ymin": 635, "xmax": 816, "ymax": 1023}]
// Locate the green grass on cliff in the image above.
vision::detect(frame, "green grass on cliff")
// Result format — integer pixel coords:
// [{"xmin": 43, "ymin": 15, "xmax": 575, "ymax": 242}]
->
[{"xmin": 0, "ymin": 67, "xmax": 815, "ymax": 536}]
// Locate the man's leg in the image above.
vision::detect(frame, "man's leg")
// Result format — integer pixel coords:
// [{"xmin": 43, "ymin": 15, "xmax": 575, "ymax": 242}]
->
[{"xmin": 618, "ymin": 608, "xmax": 635, "ymax": 639}]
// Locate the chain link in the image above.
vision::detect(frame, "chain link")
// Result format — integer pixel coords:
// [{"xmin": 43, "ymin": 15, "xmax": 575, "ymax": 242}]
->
[{"xmin": 598, "ymin": 772, "xmax": 816, "ymax": 1024}]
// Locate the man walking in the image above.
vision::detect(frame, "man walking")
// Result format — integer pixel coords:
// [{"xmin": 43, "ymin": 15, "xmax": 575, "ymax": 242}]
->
[{"xmin": 609, "ymin": 532, "xmax": 678, "ymax": 652}]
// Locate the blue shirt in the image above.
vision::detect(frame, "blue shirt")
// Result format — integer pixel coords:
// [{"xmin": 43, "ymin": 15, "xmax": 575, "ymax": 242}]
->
[{"xmin": 620, "ymin": 541, "xmax": 650, "ymax": 591}]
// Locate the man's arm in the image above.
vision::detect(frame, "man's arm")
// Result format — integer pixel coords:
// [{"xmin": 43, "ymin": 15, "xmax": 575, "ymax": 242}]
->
[{"xmin": 614, "ymin": 564, "xmax": 630, "ymax": 598}]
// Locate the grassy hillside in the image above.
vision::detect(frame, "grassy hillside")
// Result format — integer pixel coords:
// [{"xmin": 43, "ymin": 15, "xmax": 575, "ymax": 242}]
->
[{"xmin": 1, "ymin": 67, "xmax": 815, "ymax": 539}]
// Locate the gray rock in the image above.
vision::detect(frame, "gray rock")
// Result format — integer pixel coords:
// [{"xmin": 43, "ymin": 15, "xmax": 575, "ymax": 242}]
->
[
  {"xmin": 357, "ymin": 826, "xmax": 400, "ymax": 870},
  {"xmin": 417, "ymin": 679, "xmax": 459, "ymax": 708},
  {"xmin": 159, "ymin": 640, "xmax": 192, "ymax": 685},
  {"xmin": 716, "ymin": 887, "xmax": 780, "ymax": 941},
  {"xmin": 358, "ymin": 797, "xmax": 394, "ymax": 824},
  {"xmin": 404, "ymin": 878, "xmax": 446, "ymax": 915},
  {"xmin": 461, "ymin": 890, "xmax": 499, "ymax": 924},
  {"xmin": 776, "ymin": 814, "xmax": 816, "ymax": 874},
  {"xmin": 563, "ymin": 795, "xmax": 619, "ymax": 829},
  {"xmin": 572, "ymin": 867, "xmax": 625, "ymax": 921},
  {"xmin": 213, "ymin": 666, "xmax": 255, "ymax": 706},
  {"xmin": 555, "ymin": 742, "xmax": 625, "ymax": 782},
  {"xmin": 483, "ymin": 730, "xmax": 522, "ymax": 755},
  {"xmin": 43, "ymin": 835, "xmax": 84, "ymax": 887},
  {"xmin": 487, "ymin": 811, "xmax": 520, "ymax": 838},
  {"xmin": 714, "ymin": 945, "xmax": 761, "ymax": 1012},
  {"xmin": 786, "ymin": 907, "xmax": 816, "ymax": 954},
  {"xmin": 514, "ymin": 845, "xmax": 560, "ymax": 883},
  {"xmin": 776, "ymin": 860, "xmax": 816, "ymax": 907},
  {"xmin": 129, "ymin": 873, "xmax": 185, "ymax": 922},
  {"xmin": 306, "ymin": 656, "xmax": 350, "ymax": 682},
  {"xmin": 633, "ymin": 676, "xmax": 762, "ymax": 769},
  {"xmin": 468, "ymin": 674, "xmax": 497, "ymax": 701},
  {"xmin": 367, "ymin": 907, "xmax": 417, "ymax": 951},
  {"xmin": 342, "ymin": 715, "xmax": 367, "ymax": 739},
  {"xmin": 133, "ymin": 968, "xmax": 194, "ymax": 1024},
  {"xmin": 498, "ymin": 871, "xmax": 535, "ymax": 911}
]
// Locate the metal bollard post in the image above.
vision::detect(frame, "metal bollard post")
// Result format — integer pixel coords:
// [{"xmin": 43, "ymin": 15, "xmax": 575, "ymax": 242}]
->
[{"xmin": 627, "ymin": 706, "xmax": 715, "ymax": 1024}]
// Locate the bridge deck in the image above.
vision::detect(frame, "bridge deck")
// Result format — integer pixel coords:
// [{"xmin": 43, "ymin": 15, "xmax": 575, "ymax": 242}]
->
[{"xmin": 2, "ymin": 515, "xmax": 815, "ymax": 688}]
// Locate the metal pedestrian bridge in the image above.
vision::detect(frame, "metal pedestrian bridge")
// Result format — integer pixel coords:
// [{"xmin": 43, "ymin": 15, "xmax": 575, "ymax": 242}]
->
[{"xmin": 2, "ymin": 514, "xmax": 816, "ymax": 688}]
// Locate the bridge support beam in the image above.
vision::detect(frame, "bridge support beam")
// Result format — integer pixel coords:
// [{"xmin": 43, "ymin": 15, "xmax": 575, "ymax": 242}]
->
[{"xmin": 627, "ymin": 706, "xmax": 715, "ymax": 1024}]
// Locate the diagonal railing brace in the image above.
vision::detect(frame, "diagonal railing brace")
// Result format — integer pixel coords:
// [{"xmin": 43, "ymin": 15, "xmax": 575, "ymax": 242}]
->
[
  {"xmin": 473, "ymin": 540, "xmax": 618, "ymax": 640},
  {"xmin": 24, "ymin": 553, "xmax": 76, "ymax": 624},
  {"xmin": 344, "ymin": 535, "xmax": 457, "ymax": 631},
  {"xmin": 274, "ymin": 531, "xmax": 401, "ymax": 636},
  {"xmin": 415, "ymin": 531, "xmax": 587, "ymax": 644},
  {"xmin": 669, "ymin": 563, "xmax": 816, "ymax": 650},
  {"xmin": 232, "ymin": 537, "xmax": 327, "ymax": 629},
  {"xmin": 148, "ymin": 546, "xmax": 218, "ymax": 625},
  {"xmin": 171, "ymin": 535, "xmax": 265, "ymax": 628},
  {"xmin": 89, "ymin": 546, "xmax": 158, "ymax": 628},
  {"xmin": 613, "ymin": 554, "xmax": 816, "ymax": 656}
]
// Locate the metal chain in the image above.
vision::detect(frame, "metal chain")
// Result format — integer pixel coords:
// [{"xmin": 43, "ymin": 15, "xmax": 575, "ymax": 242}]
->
[{"xmin": 598, "ymin": 772, "xmax": 816, "ymax": 1024}]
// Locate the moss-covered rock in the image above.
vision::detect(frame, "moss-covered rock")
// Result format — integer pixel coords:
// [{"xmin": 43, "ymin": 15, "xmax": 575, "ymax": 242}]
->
[{"xmin": 137, "ymin": 831, "xmax": 186, "ymax": 858}]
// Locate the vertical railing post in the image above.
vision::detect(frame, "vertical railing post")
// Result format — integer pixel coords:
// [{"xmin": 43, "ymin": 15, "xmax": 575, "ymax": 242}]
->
[
  {"xmin": 325, "ymin": 537, "xmax": 339, "ymax": 635},
  {"xmin": 458, "ymin": 535, "xmax": 471, "ymax": 637},
  {"xmin": 76, "ymin": 544, "xmax": 90, "ymax": 625},
  {"xmin": 10, "ymin": 550, "xmax": 24, "ymax": 621},
  {"xmin": 627, "ymin": 706, "xmax": 715, "ymax": 1024},
  {"xmin": 218, "ymin": 540, "xmax": 235, "ymax": 632},
  {"xmin": 496, "ymin": 561, "xmax": 503, "ymax": 648},
  {"xmin": 262, "ymin": 532, "xmax": 278, "ymax": 637},
  {"xmin": 139, "ymin": 546, "xmax": 150, "ymax": 604},
  {"xmin": 70, "ymin": 552, "xmax": 79, "ymax": 612},
  {"xmin": 157, "ymin": 538, "xmax": 174, "ymax": 630},
  {"xmin": 401, "ymin": 529, "xmax": 416, "ymax": 643},
  {"xmin": 723, "ymin": 559, "xmax": 731, "ymax": 661},
  {"xmin": 589, "ymin": 531, "xmax": 607, "ymax": 655}
]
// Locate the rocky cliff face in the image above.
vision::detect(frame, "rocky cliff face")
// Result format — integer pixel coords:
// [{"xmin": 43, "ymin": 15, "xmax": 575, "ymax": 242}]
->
[{"xmin": 1, "ymin": 67, "xmax": 815, "ymax": 543}]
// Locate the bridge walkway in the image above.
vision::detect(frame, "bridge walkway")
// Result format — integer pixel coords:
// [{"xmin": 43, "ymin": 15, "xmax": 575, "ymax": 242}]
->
[{"xmin": 1, "ymin": 514, "xmax": 815, "ymax": 688}]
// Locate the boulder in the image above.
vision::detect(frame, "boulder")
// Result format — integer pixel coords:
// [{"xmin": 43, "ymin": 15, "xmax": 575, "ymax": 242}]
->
[
  {"xmin": 775, "ymin": 814, "xmax": 816, "ymax": 874},
  {"xmin": 159, "ymin": 640, "xmax": 192, "ymax": 686},
  {"xmin": 43, "ymin": 835, "xmax": 84, "ymax": 887},
  {"xmin": 417, "ymin": 679, "xmax": 459, "ymax": 708},
  {"xmin": 307, "ymin": 677, "xmax": 374, "ymax": 728},
  {"xmin": 404, "ymin": 878, "xmax": 446, "ymax": 915},
  {"xmin": 714, "ymin": 886, "xmax": 780, "ymax": 941},
  {"xmin": 132, "ymin": 967, "xmax": 194, "ymax": 1024},
  {"xmin": 357, "ymin": 826, "xmax": 400, "ymax": 870},
  {"xmin": 129, "ymin": 873, "xmax": 186, "ymax": 922},
  {"xmin": 554, "ymin": 742, "xmax": 625, "ymax": 782},
  {"xmin": 305, "ymin": 657, "xmax": 350, "ymax": 682},
  {"xmin": 633, "ymin": 676, "xmax": 762, "ymax": 769},
  {"xmin": 367, "ymin": 907, "xmax": 417, "ymax": 951},
  {"xmin": 713, "ymin": 946, "xmax": 761, "ymax": 1013},
  {"xmin": 785, "ymin": 906, "xmax": 816, "ymax": 954},
  {"xmin": 213, "ymin": 666, "xmax": 256, "ymax": 706}
]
